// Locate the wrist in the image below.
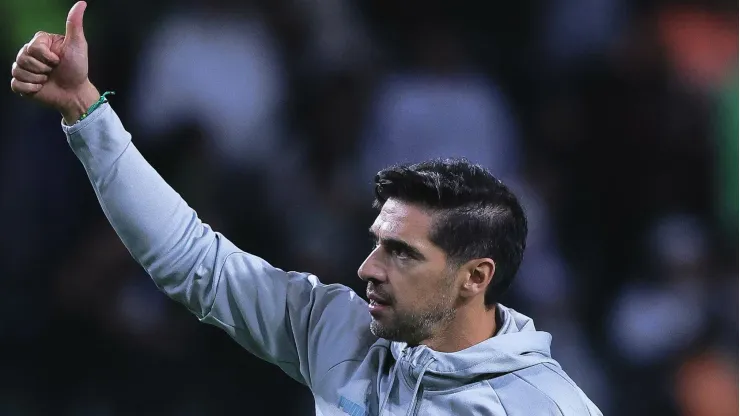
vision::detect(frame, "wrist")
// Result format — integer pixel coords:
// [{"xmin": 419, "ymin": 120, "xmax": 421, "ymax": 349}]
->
[{"xmin": 61, "ymin": 81, "xmax": 100, "ymax": 125}]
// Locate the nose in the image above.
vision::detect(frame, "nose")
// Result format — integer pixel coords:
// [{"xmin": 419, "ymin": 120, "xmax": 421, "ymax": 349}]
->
[{"xmin": 357, "ymin": 248, "xmax": 386, "ymax": 283}]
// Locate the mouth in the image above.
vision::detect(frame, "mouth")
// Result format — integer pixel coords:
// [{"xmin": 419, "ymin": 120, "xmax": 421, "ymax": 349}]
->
[{"xmin": 367, "ymin": 293, "xmax": 391, "ymax": 314}]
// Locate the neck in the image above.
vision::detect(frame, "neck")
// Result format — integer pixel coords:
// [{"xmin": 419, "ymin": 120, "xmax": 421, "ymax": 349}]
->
[{"xmin": 422, "ymin": 303, "xmax": 498, "ymax": 353}]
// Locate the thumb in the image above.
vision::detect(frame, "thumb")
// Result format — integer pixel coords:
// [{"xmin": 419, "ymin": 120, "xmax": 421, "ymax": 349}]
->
[{"xmin": 64, "ymin": 1, "xmax": 87, "ymax": 45}]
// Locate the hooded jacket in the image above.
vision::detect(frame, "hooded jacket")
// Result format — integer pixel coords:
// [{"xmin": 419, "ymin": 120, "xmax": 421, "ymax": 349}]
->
[{"xmin": 63, "ymin": 103, "xmax": 603, "ymax": 416}]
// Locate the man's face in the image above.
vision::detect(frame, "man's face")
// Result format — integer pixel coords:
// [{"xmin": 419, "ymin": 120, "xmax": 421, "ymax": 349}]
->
[{"xmin": 358, "ymin": 199, "xmax": 459, "ymax": 344}]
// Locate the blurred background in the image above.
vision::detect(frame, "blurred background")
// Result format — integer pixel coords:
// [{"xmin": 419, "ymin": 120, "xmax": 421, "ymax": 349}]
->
[{"xmin": 0, "ymin": 0, "xmax": 737, "ymax": 414}]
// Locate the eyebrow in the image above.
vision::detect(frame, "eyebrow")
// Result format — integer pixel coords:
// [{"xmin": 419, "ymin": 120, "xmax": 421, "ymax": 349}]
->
[{"xmin": 369, "ymin": 229, "xmax": 426, "ymax": 260}]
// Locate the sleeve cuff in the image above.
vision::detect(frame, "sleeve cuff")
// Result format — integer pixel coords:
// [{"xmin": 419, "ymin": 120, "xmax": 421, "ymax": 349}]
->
[{"xmin": 61, "ymin": 102, "xmax": 113, "ymax": 136}]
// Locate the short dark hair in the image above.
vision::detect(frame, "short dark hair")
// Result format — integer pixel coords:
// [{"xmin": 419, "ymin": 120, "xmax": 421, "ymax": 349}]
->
[{"xmin": 373, "ymin": 158, "xmax": 527, "ymax": 307}]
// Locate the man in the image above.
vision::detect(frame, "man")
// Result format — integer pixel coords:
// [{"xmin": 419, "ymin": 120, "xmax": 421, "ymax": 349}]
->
[{"xmin": 11, "ymin": 3, "xmax": 603, "ymax": 415}]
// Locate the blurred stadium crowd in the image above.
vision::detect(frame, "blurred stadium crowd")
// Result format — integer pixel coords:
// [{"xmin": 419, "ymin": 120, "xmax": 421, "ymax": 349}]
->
[{"xmin": 0, "ymin": 0, "xmax": 737, "ymax": 415}]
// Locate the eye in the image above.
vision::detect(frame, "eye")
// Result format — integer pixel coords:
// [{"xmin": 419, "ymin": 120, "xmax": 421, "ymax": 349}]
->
[{"xmin": 388, "ymin": 246, "xmax": 410, "ymax": 259}]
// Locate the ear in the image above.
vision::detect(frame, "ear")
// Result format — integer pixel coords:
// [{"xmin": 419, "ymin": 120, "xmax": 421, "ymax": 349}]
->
[{"xmin": 458, "ymin": 258, "xmax": 495, "ymax": 300}]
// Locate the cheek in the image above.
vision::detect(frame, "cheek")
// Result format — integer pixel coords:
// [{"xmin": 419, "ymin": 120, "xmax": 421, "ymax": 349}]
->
[
  {"xmin": 390, "ymin": 269, "xmax": 439, "ymax": 305},
  {"xmin": 416, "ymin": 273, "xmax": 457, "ymax": 306},
  {"xmin": 387, "ymin": 271, "xmax": 418, "ymax": 302}
]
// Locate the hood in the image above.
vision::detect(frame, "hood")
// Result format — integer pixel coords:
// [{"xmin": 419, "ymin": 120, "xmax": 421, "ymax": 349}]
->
[{"xmin": 389, "ymin": 304, "xmax": 557, "ymax": 391}]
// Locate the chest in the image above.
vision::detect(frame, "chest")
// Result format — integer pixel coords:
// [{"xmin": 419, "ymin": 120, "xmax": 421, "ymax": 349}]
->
[{"xmin": 312, "ymin": 349, "xmax": 502, "ymax": 416}]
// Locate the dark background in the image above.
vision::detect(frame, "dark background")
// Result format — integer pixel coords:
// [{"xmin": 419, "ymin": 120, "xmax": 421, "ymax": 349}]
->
[{"xmin": 0, "ymin": 0, "xmax": 737, "ymax": 415}]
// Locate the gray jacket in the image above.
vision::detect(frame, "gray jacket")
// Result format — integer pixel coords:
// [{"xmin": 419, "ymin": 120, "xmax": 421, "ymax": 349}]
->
[{"xmin": 63, "ymin": 103, "xmax": 603, "ymax": 416}]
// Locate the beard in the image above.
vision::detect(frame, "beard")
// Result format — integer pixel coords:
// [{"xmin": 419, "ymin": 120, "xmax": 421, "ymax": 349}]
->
[{"xmin": 370, "ymin": 290, "xmax": 456, "ymax": 345}]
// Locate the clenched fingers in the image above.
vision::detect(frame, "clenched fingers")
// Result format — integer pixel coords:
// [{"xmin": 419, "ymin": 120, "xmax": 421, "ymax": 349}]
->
[
  {"xmin": 16, "ymin": 46, "xmax": 54, "ymax": 74},
  {"xmin": 27, "ymin": 37, "xmax": 60, "ymax": 66},
  {"xmin": 11, "ymin": 62, "xmax": 48, "ymax": 84},
  {"xmin": 10, "ymin": 78, "xmax": 43, "ymax": 95}
]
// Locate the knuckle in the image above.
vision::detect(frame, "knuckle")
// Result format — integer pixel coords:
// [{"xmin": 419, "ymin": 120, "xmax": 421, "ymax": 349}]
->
[
  {"xmin": 10, "ymin": 78, "xmax": 22, "ymax": 93},
  {"xmin": 16, "ymin": 54, "xmax": 30, "ymax": 70},
  {"xmin": 16, "ymin": 44, "xmax": 28, "ymax": 59},
  {"xmin": 27, "ymin": 43, "xmax": 46, "ymax": 60}
]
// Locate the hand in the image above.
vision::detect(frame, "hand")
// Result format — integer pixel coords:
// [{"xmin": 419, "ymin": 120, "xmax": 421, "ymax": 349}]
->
[{"xmin": 10, "ymin": 1, "xmax": 100, "ymax": 124}]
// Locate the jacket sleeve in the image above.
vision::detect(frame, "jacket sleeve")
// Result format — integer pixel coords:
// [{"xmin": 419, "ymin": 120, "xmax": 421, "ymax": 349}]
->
[{"xmin": 63, "ymin": 103, "xmax": 376, "ymax": 387}]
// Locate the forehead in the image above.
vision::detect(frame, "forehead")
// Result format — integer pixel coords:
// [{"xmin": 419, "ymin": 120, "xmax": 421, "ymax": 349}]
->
[{"xmin": 371, "ymin": 199, "xmax": 434, "ymax": 241}]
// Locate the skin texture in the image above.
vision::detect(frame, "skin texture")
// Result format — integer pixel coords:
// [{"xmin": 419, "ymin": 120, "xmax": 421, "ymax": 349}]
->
[
  {"xmin": 359, "ymin": 199, "xmax": 498, "ymax": 352},
  {"xmin": 10, "ymin": 1, "xmax": 99, "ymax": 123}
]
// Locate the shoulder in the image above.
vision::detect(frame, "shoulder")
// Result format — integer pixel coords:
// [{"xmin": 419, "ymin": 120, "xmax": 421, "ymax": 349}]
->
[{"xmin": 487, "ymin": 363, "xmax": 601, "ymax": 416}]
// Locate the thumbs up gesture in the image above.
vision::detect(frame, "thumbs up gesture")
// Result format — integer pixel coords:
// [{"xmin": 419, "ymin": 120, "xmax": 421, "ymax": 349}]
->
[{"xmin": 11, "ymin": 1, "xmax": 101, "ymax": 124}]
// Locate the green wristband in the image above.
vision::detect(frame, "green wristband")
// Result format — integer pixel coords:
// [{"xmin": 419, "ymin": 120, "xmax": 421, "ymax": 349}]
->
[{"xmin": 78, "ymin": 91, "xmax": 115, "ymax": 122}]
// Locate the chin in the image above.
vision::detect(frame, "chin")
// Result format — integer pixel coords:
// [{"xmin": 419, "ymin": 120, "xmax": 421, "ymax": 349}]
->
[
  {"xmin": 370, "ymin": 319, "xmax": 405, "ymax": 342},
  {"xmin": 369, "ymin": 320, "xmax": 390, "ymax": 339},
  {"xmin": 369, "ymin": 319, "xmax": 382, "ymax": 336}
]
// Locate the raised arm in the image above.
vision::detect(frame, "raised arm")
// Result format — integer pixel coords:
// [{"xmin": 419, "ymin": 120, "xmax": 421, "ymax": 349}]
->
[{"xmin": 10, "ymin": 1, "xmax": 376, "ymax": 388}]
